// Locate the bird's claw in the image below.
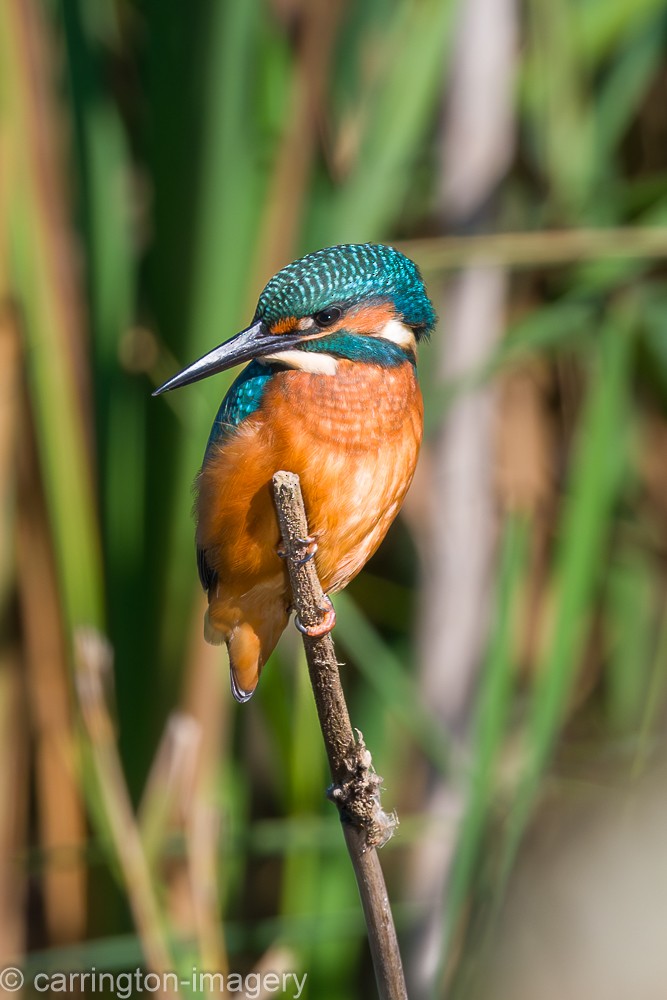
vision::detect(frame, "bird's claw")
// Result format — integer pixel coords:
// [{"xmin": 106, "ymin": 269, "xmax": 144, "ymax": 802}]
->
[
  {"xmin": 295, "ymin": 595, "xmax": 336, "ymax": 638},
  {"xmin": 277, "ymin": 534, "xmax": 318, "ymax": 566},
  {"xmin": 295, "ymin": 535, "xmax": 318, "ymax": 566}
]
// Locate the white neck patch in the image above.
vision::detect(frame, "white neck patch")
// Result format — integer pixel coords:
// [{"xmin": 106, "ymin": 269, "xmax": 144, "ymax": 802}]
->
[
  {"xmin": 261, "ymin": 350, "xmax": 339, "ymax": 375},
  {"xmin": 377, "ymin": 318, "xmax": 417, "ymax": 352}
]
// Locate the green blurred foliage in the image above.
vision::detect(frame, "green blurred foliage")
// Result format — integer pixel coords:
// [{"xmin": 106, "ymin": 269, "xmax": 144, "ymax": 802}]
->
[{"xmin": 2, "ymin": 0, "xmax": 667, "ymax": 998}]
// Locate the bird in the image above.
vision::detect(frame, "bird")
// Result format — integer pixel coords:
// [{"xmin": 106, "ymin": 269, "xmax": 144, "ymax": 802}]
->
[{"xmin": 153, "ymin": 243, "xmax": 436, "ymax": 703}]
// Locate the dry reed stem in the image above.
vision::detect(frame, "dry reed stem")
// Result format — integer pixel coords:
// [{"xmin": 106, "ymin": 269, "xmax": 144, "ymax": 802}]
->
[
  {"xmin": 74, "ymin": 630, "xmax": 175, "ymax": 996},
  {"xmin": 0, "ymin": 321, "xmax": 25, "ymax": 960},
  {"xmin": 400, "ymin": 225, "xmax": 667, "ymax": 272},
  {"xmin": 410, "ymin": 2, "xmax": 517, "ymax": 994},
  {"xmin": 0, "ymin": 655, "xmax": 28, "ymax": 967},
  {"xmin": 173, "ymin": 604, "xmax": 230, "ymax": 973},
  {"xmin": 272, "ymin": 471, "xmax": 406, "ymax": 1000},
  {"xmin": 16, "ymin": 398, "xmax": 87, "ymax": 944}
]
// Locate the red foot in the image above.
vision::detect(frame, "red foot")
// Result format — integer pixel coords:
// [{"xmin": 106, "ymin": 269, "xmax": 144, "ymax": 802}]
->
[{"xmin": 295, "ymin": 595, "xmax": 336, "ymax": 637}]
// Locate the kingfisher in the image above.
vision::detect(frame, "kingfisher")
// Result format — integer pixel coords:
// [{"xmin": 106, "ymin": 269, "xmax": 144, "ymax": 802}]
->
[{"xmin": 154, "ymin": 243, "xmax": 436, "ymax": 703}]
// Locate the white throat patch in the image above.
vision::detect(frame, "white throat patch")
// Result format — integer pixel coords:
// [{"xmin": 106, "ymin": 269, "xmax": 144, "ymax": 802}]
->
[{"xmin": 261, "ymin": 350, "xmax": 339, "ymax": 375}]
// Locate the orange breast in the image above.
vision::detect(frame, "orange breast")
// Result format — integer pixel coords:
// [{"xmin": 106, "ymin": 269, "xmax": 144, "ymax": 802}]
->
[{"xmin": 195, "ymin": 359, "xmax": 423, "ymax": 607}]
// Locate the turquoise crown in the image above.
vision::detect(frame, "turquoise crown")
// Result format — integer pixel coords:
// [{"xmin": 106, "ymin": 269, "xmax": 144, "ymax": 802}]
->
[{"xmin": 254, "ymin": 243, "xmax": 436, "ymax": 339}]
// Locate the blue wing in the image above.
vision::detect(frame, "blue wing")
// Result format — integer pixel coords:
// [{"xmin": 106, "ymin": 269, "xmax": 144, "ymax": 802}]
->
[
  {"xmin": 204, "ymin": 359, "xmax": 273, "ymax": 459},
  {"xmin": 198, "ymin": 360, "xmax": 274, "ymax": 591}
]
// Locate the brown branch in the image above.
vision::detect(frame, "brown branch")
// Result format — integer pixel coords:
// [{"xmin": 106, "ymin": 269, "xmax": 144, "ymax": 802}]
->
[{"xmin": 272, "ymin": 471, "xmax": 407, "ymax": 1000}]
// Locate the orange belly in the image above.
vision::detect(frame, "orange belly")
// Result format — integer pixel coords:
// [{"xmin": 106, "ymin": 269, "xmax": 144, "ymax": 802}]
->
[{"xmin": 195, "ymin": 359, "xmax": 423, "ymax": 697}]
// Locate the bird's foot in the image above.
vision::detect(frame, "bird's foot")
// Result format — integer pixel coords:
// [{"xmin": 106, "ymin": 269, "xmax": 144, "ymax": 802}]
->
[
  {"xmin": 295, "ymin": 534, "xmax": 318, "ymax": 566},
  {"xmin": 276, "ymin": 534, "xmax": 318, "ymax": 566},
  {"xmin": 295, "ymin": 594, "xmax": 336, "ymax": 638}
]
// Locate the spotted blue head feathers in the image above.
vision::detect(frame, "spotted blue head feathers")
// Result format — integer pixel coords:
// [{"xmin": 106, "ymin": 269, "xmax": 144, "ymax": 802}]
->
[{"xmin": 255, "ymin": 243, "xmax": 436, "ymax": 338}]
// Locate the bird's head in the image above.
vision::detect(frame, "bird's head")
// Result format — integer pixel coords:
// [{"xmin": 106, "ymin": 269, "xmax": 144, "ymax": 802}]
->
[{"xmin": 153, "ymin": 243, "xmax": 436, "ymax": 394}]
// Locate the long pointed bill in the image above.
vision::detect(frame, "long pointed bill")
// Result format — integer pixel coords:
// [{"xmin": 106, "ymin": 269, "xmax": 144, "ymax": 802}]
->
[{"xmin": 152, "ymin": 319, "xmax": 303, "ymax": 396}]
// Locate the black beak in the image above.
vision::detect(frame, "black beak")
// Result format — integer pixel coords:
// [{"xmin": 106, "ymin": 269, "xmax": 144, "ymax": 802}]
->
[{"xmin": 152, "ymin": 319, "xmax": 304, "ymax": 396}]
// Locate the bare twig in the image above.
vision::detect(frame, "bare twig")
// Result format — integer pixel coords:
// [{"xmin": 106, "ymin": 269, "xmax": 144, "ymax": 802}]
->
[{"xmin": 272, "ymin": 471, "xmax": 407, "ymax": 1000}]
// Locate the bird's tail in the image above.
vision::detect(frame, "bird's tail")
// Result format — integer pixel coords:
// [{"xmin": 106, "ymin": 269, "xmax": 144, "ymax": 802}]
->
[{"xmin": 205, "ymin": 595, "xmax": 288, "ymax": 703}]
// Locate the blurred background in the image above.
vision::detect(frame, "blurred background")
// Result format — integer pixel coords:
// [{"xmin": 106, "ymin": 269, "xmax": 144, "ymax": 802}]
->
[{"xmin": 2, "ymin": 0, "xmax": 667, "ymax": 997}]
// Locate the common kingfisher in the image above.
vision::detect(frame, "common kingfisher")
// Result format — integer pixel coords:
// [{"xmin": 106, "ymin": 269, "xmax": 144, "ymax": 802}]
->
[{"xmin": 154, "ymin": 243, "xmax": 436, "ymax": 702}]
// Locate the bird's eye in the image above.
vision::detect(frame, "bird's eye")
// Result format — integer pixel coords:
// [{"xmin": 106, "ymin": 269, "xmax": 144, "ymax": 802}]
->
[{"xmin": 313, "ymin": 306, "xmax": 342, "ymax": 328}]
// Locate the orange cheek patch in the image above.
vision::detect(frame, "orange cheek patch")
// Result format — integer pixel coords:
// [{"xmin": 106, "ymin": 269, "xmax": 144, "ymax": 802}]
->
[
  {"xmin": 270, "ymin": 316, "xmax": 298, "ymax": 335},
  {"xmin": 344, "ymin": 303, "xmax": 396, "ymax": 334}
]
